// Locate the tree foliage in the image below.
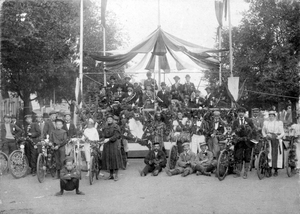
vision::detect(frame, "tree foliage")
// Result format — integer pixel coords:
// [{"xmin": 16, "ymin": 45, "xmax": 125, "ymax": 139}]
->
[{"xmin": 207, "ymin": 0, "xmax": 299, "ymax": 120}]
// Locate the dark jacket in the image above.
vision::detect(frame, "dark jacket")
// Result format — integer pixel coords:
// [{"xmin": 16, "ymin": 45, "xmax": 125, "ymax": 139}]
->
[
  {"xmin": 50, "ymin": 129, "xmax": 68, "ymax": 148},
  {"xmin": 144, "ymin": 149, "xmax": 167, "ymax": 167},
  {"xmin": 183, "ymin": 82, "xmax": 195, "ymax": 96},
  {"xmin": 1, "ymin": 123, "xmax": 23, "ymax": 141},
  {"xmin": 171, "ymin": 83, "xmax": 183, "ymax": 101},
  {"xmin": 60, "ymin": 166, "xmax": 81, "ymax": 180},
  {"xmin": 24, "ymin": 122, "xmax": 41, "ymax": 142},
  {"xmin": 62, "ymin": 121, "xmax": 77, "ymax": 138},
  {"xmin": 157, "ymin": 90, "xmax": 171, "ymax": 108},
  {"xmin": 43, "ymin": 119, "xmax": 56, "ymax": 139},
  {"xmin": 209, "ymin": 120, "xmax": 226, "ymax": 136}
]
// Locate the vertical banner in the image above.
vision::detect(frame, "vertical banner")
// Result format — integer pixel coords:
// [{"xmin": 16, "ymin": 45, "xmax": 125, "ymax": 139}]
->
[
  {"xmin": 214, "ymin": 0, "xmax": 223, "ymax": 27},
  {"xmin": 101, "ymin": 0, "xmax": 107, "ymax": 27},
  {"xmin": 228, "ymin": 76, "xmax": 239, "ymax": 102}
]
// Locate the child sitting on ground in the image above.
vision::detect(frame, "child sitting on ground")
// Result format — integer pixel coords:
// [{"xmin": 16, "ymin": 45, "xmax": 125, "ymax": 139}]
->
[{"xmin": 55, "ymin": 156, "xmax": 84, "ymax": 196}]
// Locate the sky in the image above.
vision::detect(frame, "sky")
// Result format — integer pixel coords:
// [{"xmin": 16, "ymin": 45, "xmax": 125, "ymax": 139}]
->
[{"xmin": 102, "ymin": 0, "xmax": 250, "ymax": 93}]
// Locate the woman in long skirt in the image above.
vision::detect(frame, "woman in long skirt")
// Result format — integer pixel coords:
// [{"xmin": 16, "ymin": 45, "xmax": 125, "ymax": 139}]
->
[
  {"xmin": 262, "ymin": 111, "xmax": 285, "ymax": 177},
  {"xmin": 101, "ymin": 114, "xmax": 123, "ymax": 181}
]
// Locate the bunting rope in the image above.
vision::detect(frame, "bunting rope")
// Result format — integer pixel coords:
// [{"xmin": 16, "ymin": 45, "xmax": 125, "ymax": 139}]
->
[{"xmin": 245, "ymin": 89, "xmax": 299, "ymax": 100}]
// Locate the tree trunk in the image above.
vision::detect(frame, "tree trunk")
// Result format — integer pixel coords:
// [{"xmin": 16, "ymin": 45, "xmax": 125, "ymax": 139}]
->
[
  {"xmin": 22, "ymin": 93, "xmax": 32, "ymax": 127},
  {"xmin": 291, "ymin": 99, "xmax": 298, "ymax": 124}
]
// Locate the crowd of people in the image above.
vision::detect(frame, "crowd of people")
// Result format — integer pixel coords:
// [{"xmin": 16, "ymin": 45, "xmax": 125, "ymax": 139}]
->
[{"xmin": 1, "ymin": 71, "xmax": 300, "ymax": 196}]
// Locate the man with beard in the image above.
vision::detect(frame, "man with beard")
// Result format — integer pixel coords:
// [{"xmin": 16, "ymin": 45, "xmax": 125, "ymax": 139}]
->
[
  {"xmin": 122, "ymin": 85, "xmax": 137, "ymax": 105},
  {"xmin": 140, "ymin": 142, "xmax": 167, "ymax": 176},
  {"xmin": 232, "ymin": 107, "xmax": 255, "ymax": 179}
]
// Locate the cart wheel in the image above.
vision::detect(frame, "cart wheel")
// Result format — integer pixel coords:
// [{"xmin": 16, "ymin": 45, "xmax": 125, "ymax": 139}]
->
[
  {"xmin": 217, "ymin": 150, "xmax": 229, "ymax": 181},
  {"xmin": 0, "ymin": 151, "xmax": 9, "ymax": 175},
  {"xmin": 249, "ymin": 147, "xmax": 255, "ymax": 172},
  {"xmin": 37, "ymin": 154, "xmax": 45, "ymax": 183},
  {"xmin": 168, "ymin": 145, "xmax": 178, "ymax": 170},
  {"xmin": 257, "ymin": 151, "xmax": 268, "ymax": 180},
  {"xmin": 8, "ymin": 150, "xmax": 29, "ymax": 179},
  {"xmin": 286, "ymin": 149, "xmax": 296, "ymax": 177}
]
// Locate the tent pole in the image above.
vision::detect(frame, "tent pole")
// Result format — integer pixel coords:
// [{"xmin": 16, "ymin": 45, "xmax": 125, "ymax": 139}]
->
[
  {"xmin": 218, "ymin": 27, "xmax": 222, "ymax": 85},
  {"xmin": 103, "ymin": 26, "xmax": 107, "ymax": 87},
  {"xmin": 158, "ymin": 56, "xmax": 161, "ymax": 87}
]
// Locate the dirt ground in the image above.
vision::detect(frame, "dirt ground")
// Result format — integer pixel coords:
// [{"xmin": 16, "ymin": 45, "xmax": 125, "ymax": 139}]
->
[{"xmin": 1, "ymin": 159, "xmax": 299, "ymax": 214}]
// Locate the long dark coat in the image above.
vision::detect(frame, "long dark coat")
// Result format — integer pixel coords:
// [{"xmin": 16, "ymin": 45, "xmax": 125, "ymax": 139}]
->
[{"xmin": 101, "ymin": 123, "xmax": 123, "ymax": 170}]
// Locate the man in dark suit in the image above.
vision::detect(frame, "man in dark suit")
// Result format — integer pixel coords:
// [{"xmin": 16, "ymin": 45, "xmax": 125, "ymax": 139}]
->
[
  {"xmin": 144, "ymin": 71, "xmax": 158, "ymax": 92},
  {"xmin": 43, "ymin": 110, "xmax": 56, "ymax": 139},
  {"xmin": 157, "ymin": 82, "xmax": 170, "ymax": 108},
  {"xmin": 24, "ymin": 114, "xmax": 41, "ymax": 176},
  {"xmin": 1, "ymin": 114, "xmax": 22, "ymax": 155},
  {"xmin": 62, "ymin": 111, "xmax": 77, "ymax": 138},
  {"xmin": 107, "ymin": 75, "xmax": 118, "ymax": 94},
  {"xmin": 207, "ymin": 111, "xmax": 226, "ymax": 159},
  {"xmin": 122, "ymin": 85, "xmax": 138, "ymax": 105},
  {"xmin": 232, "ymin": 107, "xmax": 255, "ymax": 179},
  {"xmin": 170, "ymin": 76, "xmax": 183, "ymax": 101},
  {"xmin": 11, "ymin": 114, "xmax": 24, "ymax": 131},
  {"xmin": 183, "ymin": 74, "xmax": 195, "ymax": 96},
  {"xmin": 140, "ymin": 142, "xmax": 167, "ymax": 176},
  {"xmin": 204, "ymin": 86, "xmax": 215, "ymax": 107},
  {"xmin": 122, "ymin": 76, "xmax": 134, "ymax": 93}
]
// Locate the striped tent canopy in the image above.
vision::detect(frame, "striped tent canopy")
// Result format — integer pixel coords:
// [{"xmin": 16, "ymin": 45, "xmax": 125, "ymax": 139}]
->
[{"xmin": 87, "ymin": 27, "xmax": 224, "ymax": 72}]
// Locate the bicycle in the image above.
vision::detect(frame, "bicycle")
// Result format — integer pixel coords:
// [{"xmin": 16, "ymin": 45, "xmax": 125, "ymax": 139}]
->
[
  {"xmin": 256, "ymin": 138, "xmax": 271, "ymax": 180},
  {"xmin": 89, "ymin": 140, "xmax": 102, "ymax": 185},
  {"xmin": 8, "ymin": 137, "xmax": 29, "ymax": 179},
  {"xmin": 0, "ymin": 151, "xmax": 9, "ymax": 175},
  {"xmin": 36, "ymin": 140, "xmax": 56, "ymax": 183},
  {"xmin": 68, "ymin": 138, "xmax": 85, "ymax": 180},
  {"xmin": 285, "ymin": 136, "xmax": 297, "ymax": 177}
]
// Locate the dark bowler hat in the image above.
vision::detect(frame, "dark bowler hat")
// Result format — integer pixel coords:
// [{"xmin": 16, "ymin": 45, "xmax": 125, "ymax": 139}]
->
[
  {"xmin": 49, "ymin": 110, "xmax": 56, "ymax": 115},
  {"xmin": 153, "ymin": 142, "xmax": 160, "ymax": 146},
  {"xmin": 106, "ymin": 114, "xmax": 114, "ymax": 120},
  {"xmin": 237, "ymin": 107, "xmax": 246, "ymax": 113},
  {"xmin": 146, "ymin": 71, "xmax": 152, "ymax": 76},
  {"xmin": 161, "ymin": 82, "xmax": 166, "ymax": 86},
  {"xmin": 185, "ymin": 74, "xmax": 191, "ymax": 78},
  {"xmin": 110, "ymin": 76, "xmax": 116, "ymax": 80},
  {"xmin": 24, "ymin": 114, "xmax": 32, "ymax": 119},
  {"xmin": 124, "ymin": 76, "xmax": 131, "ymax": 80},
  {"xmin": 3, "ymin": 114, "xmax": 11, "ymax": 119},
  {"xmin": 205, "ymin": 86, "xmax": 211, "ymax": 91},
  {"xmin": 55, "ymin": 118, "xmax": 64, "ymax": 123},
  {"xmin": 173, "ymin": 76, "xmax": 180, "ymax": 80}
]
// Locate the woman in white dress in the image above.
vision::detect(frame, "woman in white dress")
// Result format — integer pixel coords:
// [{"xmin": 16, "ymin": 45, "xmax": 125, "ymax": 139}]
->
[
  {"xmin": 82, "ymin": 118, "xmax": 99, "ymax": 176},
  {"xmin": 290, "ymin": 114, "xmax": 300, "ymax": 173},
  {"xmin": 262, "ymin": 111, "xmax": 285, "ymax": 177}
]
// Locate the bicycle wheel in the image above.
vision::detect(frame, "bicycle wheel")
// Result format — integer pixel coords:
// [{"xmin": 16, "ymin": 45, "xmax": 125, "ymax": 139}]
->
[
  {"xmin": 89, "ymin": 156, "xmax": 95, "ymax": 185},
  {"xmin": 249, "ymin": 147, "xmax": 255, "ymax": 172},
  {"xmin": 257, "ymin": 151, "xmax": 268, "ymax": 180},
  {"xmin": 48, "ymin": 154, "xmax": 56, "ymax": 177},
  {"xmin": 286, "ymin": 149, "xmax": 296, "ymax": 177},
  {"xmin": 217, "ymin": 150, "xmax": 229, "ymax": 181},
  {"xmin": 77, "ymin": 151, "xmax": 82, "ymax": 180},
  {"xmin": 8, "ymin": 150, "xmax": 29, "ymax": 179},
  {"xmin": 0, "ymin": 151, "xmax": 9, "ymax": 175},
  {"xmin": 168, "ymin": 145, "xmax": 178, "ymax": 170},
  {"xmin": 37, "ymin": 154, "xmax": 45, "ymax": 183}
]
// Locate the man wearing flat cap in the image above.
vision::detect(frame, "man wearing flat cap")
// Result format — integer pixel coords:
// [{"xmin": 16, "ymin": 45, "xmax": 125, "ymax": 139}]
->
[
  {"xmin": 192, "ymin": 142, "xmax": 216, "ymax": 176},
  {"xmin": 157, "ymin": 82, "xmax": 171, "ymax": 108},
  {"xmin": 122, "ymin": 76, "xmax": 134, "ymax": 93},
  {"xmin": 140, "ymin": 142, "xmax": 167, "ymax": 176},
  {"xmin": 166, "ymin": 141, "xmax": 196, "ymax": 177},
  {"xmin": 43, "ymin": 110, "xmax": 57, "ymax": 139},
  {"xmin": 24, "ymin": 114, "xmax": 41, "ymax": 176},
  {"xmin": 183, "ymin": 74, "xmax": 195, "ymax": 96},
  {"xmin": 1, "ymin": 115, "xmax": 22, "ymax": 156},
  {"xmin": 232, "ymin": 107, "xmax": 255, "ymax": 179},
  {"xmin": 171, "ymin": 76, "xmax": 183, "ymax": 101},
  {"xmin": 144, "ymin": 71, "xmax": 158, "ymax": 92}
]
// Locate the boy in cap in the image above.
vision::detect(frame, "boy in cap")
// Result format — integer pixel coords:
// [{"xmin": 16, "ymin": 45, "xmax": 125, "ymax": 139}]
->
[
  {"xmin": 24, "ymin": 114, "xmax": 41, "ymax": 176},
  {"xmin": 62, "ymin": 111, "xmax": 77, "ymax": 138},
  {"xmin": 140, "ymin": 142, "xmax": 167, "ymax": 176},
  {"xmin": 171, "ymin": 76, "xmax": 183, "ymax": 101},
  {"xmin": 166, "ymin": 142, "xmax": 196, "ymax": 177},
  {"xmin": 50, "ymin": 118, "xmax": 67, "ymax": 179},
  {"xmin": 0, "ymin": 115, "xmax": 22, "ymax": 155},
  {"xmin": 55, "ymin": 156, "xmax": 84, "ymax": 196},
  {"xmin": 43, "ymin": 110, "xmax": 57, "ymax": 139},
  {"xmin": 192, "ymin": 142, "xmax": 216, "ymax": 176},
  {"xmin": 144, "ymin": 71, "xmax": 158, "ymax": 92}
]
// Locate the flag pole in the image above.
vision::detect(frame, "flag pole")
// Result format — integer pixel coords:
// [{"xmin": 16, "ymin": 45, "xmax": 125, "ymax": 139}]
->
[
  {"xmin": 228, "ymin": 0, "xmax": 233, "ymax": 77},
  {"xmin": 103, "ymin": 25, "xmax": 107, "ymax": 87},
  {"xmin": 79, "ymin": 0, "xmax": 84, "ymax": 103},
  {"xmin": 218, "ymin": 27, "xmax": 222, "ymax": 84}
]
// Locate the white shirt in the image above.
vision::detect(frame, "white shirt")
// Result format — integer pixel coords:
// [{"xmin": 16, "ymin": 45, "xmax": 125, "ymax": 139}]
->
[
  {"xmin": 82, "ymin": 127, "xmax": 99, "ymax": 141},
  {"xmin": 262, "ymin": 120, "xmax": 285, "ymax": 139}
]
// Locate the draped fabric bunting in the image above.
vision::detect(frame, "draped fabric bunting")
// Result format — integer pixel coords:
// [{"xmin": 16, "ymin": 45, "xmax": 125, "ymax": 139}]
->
[{"xmin": 87, "ymin": 28, "xmax": 222, "ymax": 71}]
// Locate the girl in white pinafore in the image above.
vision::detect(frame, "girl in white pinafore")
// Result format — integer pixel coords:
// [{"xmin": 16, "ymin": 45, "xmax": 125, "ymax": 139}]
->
[
  {"xmin": 290, "ymin": 115, "xmax": 300, "ymax": 172},
  {"xmin": 262, "ymin": 111, "xmax": 285, "ymax": 176},
  {"xmin": 82, "ymin": 119, "xmax": 99, "ymax": 176}
]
